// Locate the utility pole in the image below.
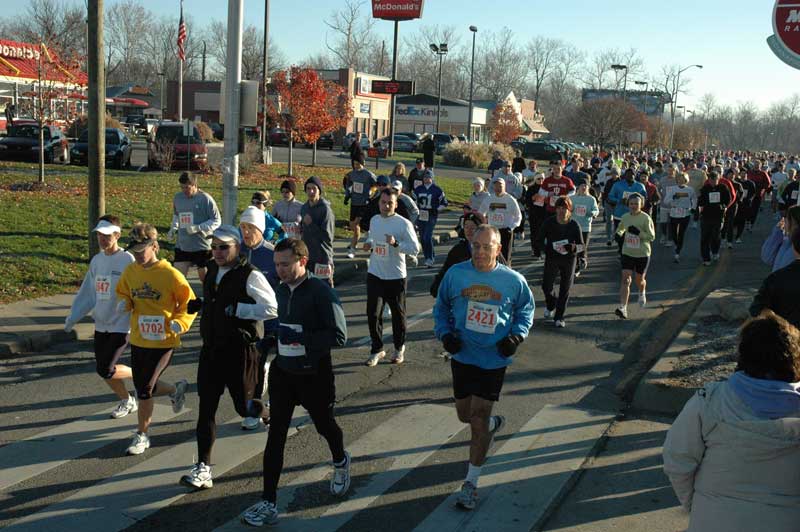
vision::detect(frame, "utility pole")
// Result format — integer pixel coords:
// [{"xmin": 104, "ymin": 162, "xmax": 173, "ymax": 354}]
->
[
  {"xmin": 430, "ymin": 43, "xmax": 448, "ymax": 133},
  {"xmin": 222, "ymin": 0, "xmax": 244, "ymax": 225},
  {"xmin": 260, "ymin": 0, "xmax": 270, "ymax": 164},
  {"xmin": 467, "ymin": 26, "xmax": 477, "ymax": 142},
  {"xmin": 388, "ymin": 21, "xmax": 398, "ymax": 156},
  {"xmin": 201, "ymin": 41, "xmax": 207, "ymax": 81},
  {"xmin": 88, "ymin": 0, "xmax": 105, "ymax": 257}
]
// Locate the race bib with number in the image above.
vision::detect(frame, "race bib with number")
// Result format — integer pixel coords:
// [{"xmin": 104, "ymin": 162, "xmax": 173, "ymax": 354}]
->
[
  {"xmin": 178, "ymin": 212, "xmax": 193, "ymax": 228},
  {"xmin": 792, "ymin": 190, "xmax": 799, "ymax": 200},
  {"xmin": 709, "ymin": 192, "xmax": 721, "ymax": 204},
  {"xmin": 352, "ymin": 182, "xmax": 364, "ymax": 194},
  {"xmin": 625, "ymin": 233, "xmax": 641, "ymax": 249},
  {"xmin": 284, "ymin": 222, "xmax": 301, "ymax": 238},
  {"xmin": 413, "ymin": 180, "xmax": 422, "ymax": 190},
  {"xmin": 490, "ymin": 211, "xmax": 506, "ymax": 226},
  {"xmin": 670, "ymin": 207, "xmax": 687, "ymax": 218},
  {"xmin": 314, "ymin": 263, "xmax": 333, "ymax": 280},
  {"xmin": 138, "ymin": 315, "xmax": 166, "ymax": 341},
  {"xmin": 374, "ymin": 243, "xmax": 389, "ymax": 257},
  {"xmin": 553, "ymin": 239, "xmax": 569, "ymax": 255},
  {"xmin": 95, "ymin": 275, "xmax": 111, "ymax": 301},
  {"xmin": 575, "ymin": 205, "xmax": 587, "ymax": 217},
  {"xmin": 278, "ymin": 323, "xmax": 306, "ymax": 358},
  {"xmin": 465, "ymin": 300, "xmax": 499, "ymax": 334},
  {"xmin": 533, "ymin": 194, "xmax": 546, "ymax": 207},
  {"xmin": 622, "ymin": 191, "xmax": 631, "ymax": 200},
  {"xmin": 419, "ymin": 210, "xmax": 430, "ymax": 222}
]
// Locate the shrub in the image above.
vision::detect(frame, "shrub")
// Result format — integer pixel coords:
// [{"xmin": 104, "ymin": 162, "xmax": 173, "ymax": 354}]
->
[
  {"xmin": 65, "ymin": 113, "xmax": 125, "ymax": 137},
  {"xmin": 196, "ymin": 121, "xmax": 214, "ymax": 143},
  {"xmin": 442, "ymin": 142, "xmax": 517, "ymax": 169}
]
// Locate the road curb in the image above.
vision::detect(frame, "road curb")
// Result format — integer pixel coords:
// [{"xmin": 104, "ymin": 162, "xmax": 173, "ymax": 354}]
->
[{"xmin": 631, "ymin": 288, "xmax": 755, "ymax": 416}]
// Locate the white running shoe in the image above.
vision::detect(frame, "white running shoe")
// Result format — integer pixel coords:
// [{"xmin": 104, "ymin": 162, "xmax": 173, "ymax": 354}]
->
[
  {"xmin": 346, "ymin": 246, "xmax": 355, "ymax": 259},
  {"xmin": 241, "ymin": 500, "xmax": 278, "ymax": 527},
  {"xmin": 241, "ymin": 417, "xmax": 261, "ymax": 430},
  {"xmin": 456, "ymin": 480, "xmax": 478, "ymax": 510},
  {"xmin": 712, "ymin": 253, "xmax": 720, "ymax": 262},
  {"xmin": 673, "ymin": 253, "xmax": 680, "ymax": 263},
  {"xmin": 703, "ymin": 261, "xmax": 711, "ymax": 266},
  {"xmin": 365, "ymin": 350, "xmax": 385, "ymax": 367},
  {"xmin": 425, "ymin": 258, "xmax": 435, "ymax": 268},
  {"xmin": 390, "ymin": 345, "xmax": 405, "ymax": 364},
  {"xmin": 110, "ymin": 395, "xmax": 138, "ymax": 419},
  {"xmin": 727, "ymin": 242, "xmax": 733, "ymax": 249},
  {"xmin": 735, "ymin": 238, "xmax": 742, "ymax": 244},
  {"xmin": 543, "ymin": 308, "xmax": 554, "ymax": 320},
  {"xmin": 330, "ymin": 451, "xmax": 351, "ymax": 496},
  {"xmin": 171, "ymin": 379, "xmax": 188, "ymax": 413},
  {"xmin": 638, "ymin": 292, "xmax": 647, "ymax": 308},
  {"xmin": 181, "ymin": 462, "xmax": 213, "ymax": 489},
  {"xmin": 554, "ymin": 319, "xmax": 566, "ymax": 328},
  {"xmin": 126, "ymin": 432, "xmax": 150, "ymax": 455},
  {"xmin": 615, "ymin": 306, "xmax": 628, "ymax": 320}
]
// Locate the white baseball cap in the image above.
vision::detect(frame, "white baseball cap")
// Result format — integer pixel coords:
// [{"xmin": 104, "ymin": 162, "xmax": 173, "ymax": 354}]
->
[{"xmin": 93, "ymin": 219, "xmax": 121, "ymax": 235}]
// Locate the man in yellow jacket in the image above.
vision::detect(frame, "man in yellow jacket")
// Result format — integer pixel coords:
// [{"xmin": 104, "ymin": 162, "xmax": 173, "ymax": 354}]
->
[{"xmin": 116, "ymin": 222, "xmax": 197, "ymax": 455}]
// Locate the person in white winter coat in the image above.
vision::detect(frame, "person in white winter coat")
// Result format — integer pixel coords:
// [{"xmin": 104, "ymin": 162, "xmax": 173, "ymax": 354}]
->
[{"xmin": 663, "ymin": 310, "xmax": 800, "ymax": 532}]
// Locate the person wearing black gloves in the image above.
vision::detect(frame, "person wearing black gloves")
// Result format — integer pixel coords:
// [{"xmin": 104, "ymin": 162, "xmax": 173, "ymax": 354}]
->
[
  {"xmin": 535, "ymin": 196, "xmax": 585, "ymax": 328},
  {"xmin": 433, "ymin": 225, "xmax": 534, "ymax": 511},
  {"xmin": 523, "ymin": 173, "xmax": 548, "ymax": 258},
  {"xmin": 180, "ymin": 225, "xmax": 277, "ymax": 491},
  {"xmin": 698, "ymin": 171, "xmax": 732, "ymax": 265}
]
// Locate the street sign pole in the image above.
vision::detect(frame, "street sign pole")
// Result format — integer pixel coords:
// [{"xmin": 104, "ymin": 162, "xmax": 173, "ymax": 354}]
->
[{"xmin": 222, "ymin": 0, "xmax": 243, "ymax": 225}]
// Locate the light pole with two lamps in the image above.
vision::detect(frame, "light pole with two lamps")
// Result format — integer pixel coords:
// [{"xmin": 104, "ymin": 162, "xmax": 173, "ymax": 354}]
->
[
  {"xmin": 430, "ymin": 43, "xmax": 448, "ymax": 134},
  {"xmin": 634, "ymin": 80, "xmax": 648, "ymax": 150},
  {"xmin": 611, "ymin": 64, "xmax": 628, "ymax": 149},
  {"xmin": 668, "ymin": 64, "xmax": 702, "ymax": 150},
  {"xmin": 467, "ymin": 26, "xmax": 477, "ymax": 142}
]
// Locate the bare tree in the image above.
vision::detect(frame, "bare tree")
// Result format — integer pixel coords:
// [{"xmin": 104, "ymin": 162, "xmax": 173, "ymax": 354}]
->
[
  {"xmin": 583, "ymin": 48, "xmax": 644, "ymax": 90},
  {"xmin": 206, "ymin": 20, "xmax": 286, "ymax": 81},
  {"xmin": 525, "ymin": 37, "xmax": 562, "ymax": 110},
  {"xmin": 473, "ymin": 29, "xmax": 527, "ymax": 101},
  {"xmin": 398, "ymin": 25, "xmax": 466, "ymax": 98},
  {"xmin": 538, "ymin": 43, "xmax": 584, "ymax": 137},
  {"xmin": 105, "ymin": 0, "xmax": 149, "ymax": 82},
  {"xmin": 323, "ymin": 0, "xmax": 377, "ymax": 71}
]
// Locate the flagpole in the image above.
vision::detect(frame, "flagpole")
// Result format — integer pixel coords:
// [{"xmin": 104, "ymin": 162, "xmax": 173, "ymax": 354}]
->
[{"xmin": 177, "ymin": 0, "xmax": 184, "ymax": 122}]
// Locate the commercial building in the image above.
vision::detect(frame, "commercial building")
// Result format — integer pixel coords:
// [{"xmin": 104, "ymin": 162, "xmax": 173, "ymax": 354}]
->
[
  {"xmin": 581, "ymin": 89, "xmax": 668, "ymax": 116},
  {"xmin": 473, "ymin": 91, "xmax": 549, "ymax": 140},
  {"xmin": 394, "ymin": 93, "xmax": 489, "ymax": 140},
  {"xmin": 316, "ymin": 68, "xmax": 391, "ymax": 142}
]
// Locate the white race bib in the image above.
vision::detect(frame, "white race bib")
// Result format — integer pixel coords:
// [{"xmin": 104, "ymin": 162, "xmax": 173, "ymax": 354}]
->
[
  {"xmin": 413, "ymin": 180, "xmax": 422, "ymax": 190},
  {"xmin": 314, "ymin": 263, "xmax": 332, "ymax": 280},
  {"xmin": 284, "ymin": 222, "xmax": 301, "ymax": 238},
  {"xmin": 792, "ymin": 190, "xmax": 799, "ymax": 200},
  {"xmin": 374, "ymin": 242, "xmax": 389, "ymax": 257},
  {"xmin": 138, "ymin": 315, "xmax": 166, "ymax": 341},
  {"xmin": 489, "ymin": 211, "xmax": 506, "ymax": 226},
  {"xmin": 670, "ymin": 207, "xmax": 687, "ymax": 218},
  {"xmin": 352, "ymin": 182, "xmax": 364, "ymax": 194},
  {"xmin": 709, "ymin": 192, "xmax": 721, "ymax": 204},
  {"xmin": 419, "ymin": 210, "xmax": 430, "ymax": 222},
  {"xmin": 622, "ymin": 191, "xmax": 631, "ymax": 201},
  {"xmin": 553, "ymin": 239, "xmax": 569, "ymax": 255},
  {"xmin": 625, "ymin": 233, "xmax": 641, "ymax": 249},
  {"xmin": 95, "ymin": 275, "xmax": 111, "ymax": 301},
  {"xmin": 278, "ymin": 323, "xmax": 306, "ymax": 357},
  {"xmin": 465, "ymin": 300, "xmax": 499, "ymax": 334},
  {"xmin": 178, "ymin": 211, "xmax": 193, "ymax": 228},
  {"xmin": 575, "ymin": 205, "xmax": 587, "ymax": 217}
]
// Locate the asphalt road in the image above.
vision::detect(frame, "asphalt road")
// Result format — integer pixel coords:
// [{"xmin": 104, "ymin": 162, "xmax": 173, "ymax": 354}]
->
[{"xmin": 0, "ymin": 208, "xmax": 774, "ymax": 531}]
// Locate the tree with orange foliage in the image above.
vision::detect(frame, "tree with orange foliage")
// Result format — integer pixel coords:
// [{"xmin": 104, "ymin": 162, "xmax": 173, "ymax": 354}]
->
[
  {"xmin": 267, "ymin": 66, "xmax": 352, "ymax": 166},
  {"xmin": 490, "ymin": 101, "xmax": 522, "ymax": 145}
]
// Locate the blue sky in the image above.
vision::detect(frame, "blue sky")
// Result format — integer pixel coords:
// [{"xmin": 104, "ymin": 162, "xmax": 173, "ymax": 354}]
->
[{"xmin": 8, "ymin": 0, "xmax": 798, "ymax": 111}]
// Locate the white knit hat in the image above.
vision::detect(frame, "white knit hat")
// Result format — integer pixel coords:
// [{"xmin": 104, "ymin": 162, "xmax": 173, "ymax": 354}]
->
[{"xmin": 239, "ymin": 206, "xmax": 265, "ymax": 234}]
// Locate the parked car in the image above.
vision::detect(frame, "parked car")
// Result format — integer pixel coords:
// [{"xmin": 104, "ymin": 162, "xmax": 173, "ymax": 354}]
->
[
  {"xmin": 520, "ymin": 141, "xmax": 563, "ymax": 162},
  {"xmin": 373, "ymin": 135, "xmax": 417, "ymax": 152},
  {"xmin": 432, "ymin": 133, "xmax": 455, "ymax": 154},
  {"xmin": 341, "ymin": 133, "xmax": 370, "ymax": 151},
  {"xmin": 269, "ymin": 128, "xmax": 289, "ymax": 146},
  {"xmin": 0, "ymin": 122, "xmax": 69, "ymax": 163},
  {"xmin": 395, "ymin": 131, "xmax": 421, "ymax": 151},
  {"xmin": 124, "ymin": 115, "xmax": 148, "ymax": 135},
  {"xmin": 70, "ymin": 128, "xmax": 132, "ymax": 169},
  {"xmin": 147, "ymin": 121, "xmax": 208, "ymax": 171},
  {"xmin": 305, "ymin": 133, "xmax": 334, "ymax": 150}
]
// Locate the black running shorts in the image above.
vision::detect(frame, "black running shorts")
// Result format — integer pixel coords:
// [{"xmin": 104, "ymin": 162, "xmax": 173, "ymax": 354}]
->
[
  {"xmin": 451, "ymin": 358, "xmax": 507, "ymax": 402},
  {"xmin": 174, "ymin": 248, "xmax": 212, "ymax": 268},
  {"xmin": 131, "ymin": 345, "xmax": 174, "ymax": 399},
  {"xmin": 93, "ymin": 331, "xmax": 128, "ymax": 379},
  {"xmin": 349, "ymin": 204, "xmax": 367, "ymax": 222},
  {"xmin": 620, "ymin": 254, "xmax": 651, "ymax": 275}
]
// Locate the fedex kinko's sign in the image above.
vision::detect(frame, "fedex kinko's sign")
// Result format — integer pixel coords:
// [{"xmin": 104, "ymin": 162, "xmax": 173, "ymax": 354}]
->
[
  {"xmin": 371, "ymin": 0, "xmax": 424, "ymax": 20},
  {"xmin": 768, "ymin": 0, "xmax": 800, "ymax": 69}
]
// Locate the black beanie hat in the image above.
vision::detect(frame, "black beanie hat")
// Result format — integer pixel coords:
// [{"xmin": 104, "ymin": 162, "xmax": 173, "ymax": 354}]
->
[
  {"xmin": 280, "ymin": 179, "xmax": 297, "ymax": 194},
  {"xmin": 304, "ymin": 175, "xmax": 323, "ymax": 193}
]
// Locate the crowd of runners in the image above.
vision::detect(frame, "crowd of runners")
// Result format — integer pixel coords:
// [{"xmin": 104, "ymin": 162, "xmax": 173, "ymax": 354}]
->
[{"xmin": 62, "ymin": 144, "xmax": 800, "ymax": 526}]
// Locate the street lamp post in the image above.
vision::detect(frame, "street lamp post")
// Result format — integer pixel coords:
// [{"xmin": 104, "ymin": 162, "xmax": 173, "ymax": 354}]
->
[
  {"xmin": 611, "ymin": 64, "xmax": 627, "ymax": 149},
  {"xmin": 430, "ymin": 43, "xmax": 448, "ymax": 134},
  {"xmin": 467, "ymin": 26, "xmax": 477, "ymax": 143},
  {"xmin": 634, "ymin": 80, "xmax": 648, "ymax": 150},
  {"xmin": 669, "ymin": 64, "xmax": 702, "ymax": 151}
]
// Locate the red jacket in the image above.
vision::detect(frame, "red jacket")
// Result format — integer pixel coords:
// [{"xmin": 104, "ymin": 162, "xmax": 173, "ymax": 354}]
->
[
  {"xmin": 542, "ymin": 176, "xmax": 576, "ymax": 213},
  {"xmin": 748, "ymin": 170, "xmax": 771, "ymax": 197}
]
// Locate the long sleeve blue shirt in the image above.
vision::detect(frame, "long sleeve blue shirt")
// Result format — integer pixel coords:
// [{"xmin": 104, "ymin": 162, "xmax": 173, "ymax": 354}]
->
[
  {"xmin": 434, "ymin": 261, "xmax": 534, "ymax": 369},
  {"xmin": 608, "ymin": 180, "xmax": 648, "ymax": 219}
]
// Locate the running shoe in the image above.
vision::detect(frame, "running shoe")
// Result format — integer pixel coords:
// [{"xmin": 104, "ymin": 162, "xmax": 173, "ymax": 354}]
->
[
  {"xmin": 543, "ymin": 308, "xmax": 554, "ymax": 320},
  {"xmin": 712, "ymin": 253, "xmax": 720, "ymax": 262},
  {"xmin": 346, "ymin": 246, "xmax": 355, "ymax": 259},
  {"xmin": 390, "ymin": 345, "xmax": 405, "ymax": 364},
  {"xmin": 456, "ymin": 481, "xmax": 478, "ymax": 510},
  {"xmin": 425, "ymin": 258, "xmax": 435, "ymax": 268},
  {"xmin": 615, "ymin": 306, "xmax": 628, "ymax": 319},
  {"xmin": 489, "ymin": 415, "xmax": 505, "ymax": 441},
  {"xmin": 181, "ymin": 462, "xmax": 213, "ymax": 489},
  {"xmin": 674, "ymin": 253, "xmax": 680, "ymax": 263},
  {"xmin": 241, "ymin": 500, "xmax": 278, "ymax": 527},
  {"xmin": 727, "ymin": 242, "xmax": 733, "ymax": 249},
  {"xmin": 554, "ymin": 319, "xmax": 566, "ymax": 328},
  {"xmin": 365, "ymin": 350, "xmax": 385, "ymax": 367},
  {"xmin": 703, "ymin": 261, "xmax": 711, "ymax": 266},
  {"xmin": 110, "ymin": 394, "xmax": 138, "ymax": 419},
  {"xmin": 574, "ymin": 270, "xmax": 581, "ymax": 278},
  {"xmin": 330, "ymin": 451, "xmax": 351, "ymax": 496},
  {"xmin": 659, "ymin": 236, "xmax": 666, "ymax": 245},
  {"xmin": 126, "ymin": 431, "xmax": 150, "ymax": 455},
  {"xmin": 735, "ymin": 238, "xmax": 742, "ymax": 244},
  {"xmin": 579, "ymin": 258, "xmax": 587, "ymax": 271},
  {"xmin": 408, "ymin": 255, "xmax": 418, "ymax": 267},
  {"xmin": 241, "ymin": 417, "xmax": 262, "ymax": 430},
  {"xmin": 638, "ymin": 293, "xmax": 647, "ymax": 308},
  {"xmin": 606, "ymin": 240, "xmax": 612, "ymax": 246},
  {"xmin": 171, "ymin": 379, "xmax": 188, "ymax": 413}
]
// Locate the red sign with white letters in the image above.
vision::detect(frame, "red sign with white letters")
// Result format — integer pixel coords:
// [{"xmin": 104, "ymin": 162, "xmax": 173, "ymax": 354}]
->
[
  {"xmin": 775, "ymin": 0, "xmax": 800, "ymax": 56},
  {"xmin": 371, "ymin": 0, "xmax": 424, "ymax": 20}
]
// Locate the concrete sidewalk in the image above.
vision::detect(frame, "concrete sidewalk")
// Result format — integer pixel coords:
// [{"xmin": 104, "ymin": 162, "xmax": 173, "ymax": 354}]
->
[{"xmin": 0, "ymin": 215, "xmax": 461, "ymax": 357}]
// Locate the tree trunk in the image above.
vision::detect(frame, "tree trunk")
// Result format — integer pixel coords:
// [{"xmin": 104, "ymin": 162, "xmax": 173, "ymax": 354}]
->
[
  {"xmin": 312, "ymin": 141, "xmax": 317, "ymax": 166},
  {"xmin": 288, "ymin": 131, "xmax": 293, "ymax": 176},
  {"xmin": 38, "ymin": 121, "xmax": 45, "ymax": 184}
]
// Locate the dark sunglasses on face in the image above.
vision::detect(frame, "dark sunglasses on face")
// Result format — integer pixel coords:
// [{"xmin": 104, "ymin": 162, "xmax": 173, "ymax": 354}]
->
[{"xmin": 211, "ymin": 244, "xmax": 232, "ymax": 251}]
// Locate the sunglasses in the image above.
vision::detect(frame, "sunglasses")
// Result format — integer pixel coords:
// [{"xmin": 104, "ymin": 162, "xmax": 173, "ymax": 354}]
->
[
  {"xmin": 252, "ymin": 200, "xmax": 266, "ymax": 205},
  {"xmin": 211, "ymin": 244, "xmax": 232, "ymax": 251}
]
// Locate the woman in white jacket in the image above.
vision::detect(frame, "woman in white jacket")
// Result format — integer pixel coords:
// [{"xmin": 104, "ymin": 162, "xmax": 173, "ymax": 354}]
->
[
  {"xmin": 663, "ymin": 310, "xmax": 800, "ymax": 532},
  {"xmin": 662, "ymin": 172, "xmax": 697, "ymax": 263}
]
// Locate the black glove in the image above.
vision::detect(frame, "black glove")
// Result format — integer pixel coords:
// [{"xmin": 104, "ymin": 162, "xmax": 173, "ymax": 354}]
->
[
  {"xmin": 627, "ymin": 225, "xmax": 640, "ymax": 235},
  {"xmin": 496, "ymin": 334, "xmax": 524, "ymax": 357},
  {"xmin": 614, "ymin": 232, "xmax": 624, "ymax": 245},
  {"xmin": 564, "ymin": 243, "xmax": 577, "ymax": 253},
  {"xmin": 224, "ymin": 303, "xmax": 237, "ymax": 318},
  {"xmin": 187, "ymin": 298, "xmax": 203, "ymax": 314},
  {"xmin": 442, "ymin": 333, "xmax": 462, "ymax": 355},
  {"xmin": 343, "ymin": 195, "xmax": 350, "ymax": 205}
]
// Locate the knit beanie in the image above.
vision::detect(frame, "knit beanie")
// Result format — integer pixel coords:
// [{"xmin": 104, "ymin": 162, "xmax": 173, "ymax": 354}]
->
[
  {"xmin": 305, "ymin": 175, "xmax": 323, "ymax": 193},
  {"xmin": 280, "ymin": 179, "xmax": 296, "ymax": 194},
  {"xmin": 239, "ymin": 206, "xmax": 265, "ymax": 234}
]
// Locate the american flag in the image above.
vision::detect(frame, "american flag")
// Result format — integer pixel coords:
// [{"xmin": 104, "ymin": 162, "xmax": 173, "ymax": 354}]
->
[{"xmin": 176, "ymin": 1, "xmax": 186, "ymax": 61}]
